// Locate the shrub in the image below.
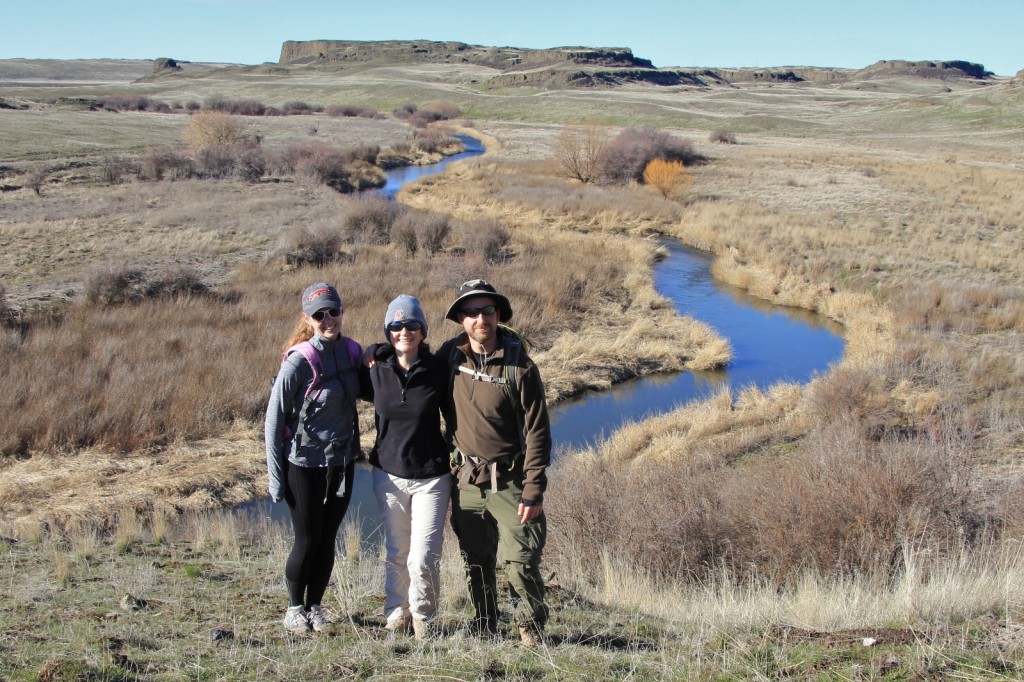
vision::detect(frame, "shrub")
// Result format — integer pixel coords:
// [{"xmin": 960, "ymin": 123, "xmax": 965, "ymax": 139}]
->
[
  {"xmin": 408, "ymin": 101, "xmax": 462, "ymax": 128},
  {"xmin": 194, "ymin": 145, "xmax": 237, "ymax": 179},
  {"xmin": 139, "ymin": 146, "xmax": 194, "ymax": 181},
  {"xmin": 390, "ymin": 208, "xmax": 451, "ymax": 256},
  {"xmin": 284, "ymin": 143, "xmax": 383, "ymax": 192},
  {"xmin": 24, "ymin": 168, "xmax": 48, "ymax": 195},
  {"xmin": 391, "ymin": 216, "xmax": 419, "ymax": 255},
  {"xmin": 231, "ymin": 143, "xmax": 266, "ymax": 182},
  {"xmin": 101, "ymin": 155, "xmax": 135, "ymax": 185},
  {"xmin": 709, "ymin": 129, "xmax": 737, "ymax": 144},
  {"xmin": 339, "ymin": 194, "xmax": 408, "ymax": 245},
  {"xmin": 184, "ymin": 111, "xmax": 245, "ymax": 155},
  {"xmin": 461, "ymin": 218, "xmax": 510, "ymax": 264},
  {"xmin": 600, "ymin": 126, "xmax": 704, "ymax": 184},
  {"xmin": 216, "ymin": 99, "xmax": 266, "ymax": 116},
  {"xmin": 85, "ymin": 265, "xmax": 208, "ymax": 305},
  {"xmin": 413, "ymin": 129, "xmax": 458, "ymax": 154},
  {"xmin": 85, "ymin": 266, "xmax": 150, "ymax": 305},
  {"xmin": 0, "ymin": 283, "xmax": 16, "ymax": 327},
  {"xmin": 282, "ymin": 100, "xmax": 322, "ymax": 115},
  {"xmin": 327, "ymin": 104, "xmax": 381, "ymax": 119},
  {"xmin": 393, "ymin": 103, "xmax": 418, "ymax": 120},
  {"xmin": 417, "ymin": 213, "xmax": 451, "ymax": 255},
  {"xmin": 552, "ymin": 123, "xmax": 609, "ymax": 184},
  {"xmin": 281, "ymin": 224, "xmax": 344, "ymax": 267},
  {"xmin": 642, "ymin": 158, "xmax": 692, "ymax": 199}
]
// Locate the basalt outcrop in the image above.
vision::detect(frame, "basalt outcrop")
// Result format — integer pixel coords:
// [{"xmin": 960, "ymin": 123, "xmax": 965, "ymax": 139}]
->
[{"xmin": 278, "ymin": 40, "xmax": 997, "ymax": 89}]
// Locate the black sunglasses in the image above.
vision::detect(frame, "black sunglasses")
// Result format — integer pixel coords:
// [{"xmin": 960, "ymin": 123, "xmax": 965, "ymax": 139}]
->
[
  {"xmin": 460, "ymin": 305, "xmax": 497, "ymax": 318},
  {"xmin": 387, "ymin": 321, "xmax": 423, "ymax": 333},
  {"xmin": 311, "ymin": 307, "xmax": 342, "ymax": 321}
]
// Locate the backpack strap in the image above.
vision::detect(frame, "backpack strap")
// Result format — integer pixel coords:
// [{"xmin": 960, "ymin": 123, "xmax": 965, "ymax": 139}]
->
[{"xmin": 448, "ymin": 330, "xmax": 527, "ymax": 454}]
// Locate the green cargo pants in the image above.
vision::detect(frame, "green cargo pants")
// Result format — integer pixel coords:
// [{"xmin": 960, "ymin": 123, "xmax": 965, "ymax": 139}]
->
[{"xmin": 450, "ymin": 472, "xmax": 548, "ymax": 629}]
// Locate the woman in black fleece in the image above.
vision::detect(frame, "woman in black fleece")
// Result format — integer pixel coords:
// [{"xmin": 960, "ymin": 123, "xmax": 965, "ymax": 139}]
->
[{"xmin": 366, "ymin": 294, "xmax": 451, "ymax": 640}]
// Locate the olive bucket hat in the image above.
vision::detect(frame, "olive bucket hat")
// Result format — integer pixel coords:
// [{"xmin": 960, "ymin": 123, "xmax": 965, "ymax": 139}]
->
[{"xmin": 444, "ymin": 278, "xmax": 512, "ymax": 323}]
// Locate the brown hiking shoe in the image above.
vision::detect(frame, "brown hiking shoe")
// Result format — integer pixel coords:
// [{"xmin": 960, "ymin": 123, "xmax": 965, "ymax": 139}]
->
[
  {"xmin": 412, "ymin": 618, "xmax": 434, "ymax": 641},
  {"xmin": 384, "ymin": 613, "xmax": 413, "ymax": 636},
  {"xmin": 518, "ymin": 622, "xmax": 544, "ymax": 647}
]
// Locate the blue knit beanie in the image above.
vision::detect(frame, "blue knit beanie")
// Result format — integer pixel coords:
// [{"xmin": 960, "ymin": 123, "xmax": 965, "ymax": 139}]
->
[{"xmin": 384, "ymin": 294, "xmax": 428, "ymax": 340}]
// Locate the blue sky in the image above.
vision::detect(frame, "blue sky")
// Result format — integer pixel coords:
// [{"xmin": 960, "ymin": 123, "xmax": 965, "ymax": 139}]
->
[{"xmin": 2, "ymin": 0, "xmax": 1021, "ymax": 76}]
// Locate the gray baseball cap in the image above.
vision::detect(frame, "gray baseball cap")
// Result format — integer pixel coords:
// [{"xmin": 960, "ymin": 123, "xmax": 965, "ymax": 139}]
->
[{"xmin": 301, "ymin": 282, "xmax": 342, "ymax": 316}]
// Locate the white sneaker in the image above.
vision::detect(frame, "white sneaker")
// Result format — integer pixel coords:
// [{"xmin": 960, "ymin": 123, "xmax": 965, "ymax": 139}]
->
[
  {"xmin": 307, "ymin": 605, "xmax": 332, "ymax": 633},
  {"xmin": 283, "ymin": 606, "xmax": 310, "ymax": 634}
]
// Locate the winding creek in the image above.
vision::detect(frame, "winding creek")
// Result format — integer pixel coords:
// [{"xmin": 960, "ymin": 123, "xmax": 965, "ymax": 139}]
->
[{"xmin": 246, "ymin": 135, "xmax": 846, "ymax": 537}]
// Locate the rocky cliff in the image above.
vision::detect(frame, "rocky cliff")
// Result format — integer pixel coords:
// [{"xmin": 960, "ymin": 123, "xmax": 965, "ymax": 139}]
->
[{"xmin": 278, "ymin": 40, "xmax": 997, "ymax": 89}]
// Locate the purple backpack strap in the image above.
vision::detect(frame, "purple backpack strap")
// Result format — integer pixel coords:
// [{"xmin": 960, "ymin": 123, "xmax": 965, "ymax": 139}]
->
[
  {"xmin": 283, "ymin": 341, "xmax": 323, "ymax": 400},
  {"xmin": 344, "ymin": 337, "xmax": 362, "ymax": 370}
]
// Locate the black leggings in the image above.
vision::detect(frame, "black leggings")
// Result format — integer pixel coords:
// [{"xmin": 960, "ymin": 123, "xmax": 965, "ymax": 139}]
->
[{"xmin": 284, "ymin": 460, "xmax": 355, "ymax": 608}]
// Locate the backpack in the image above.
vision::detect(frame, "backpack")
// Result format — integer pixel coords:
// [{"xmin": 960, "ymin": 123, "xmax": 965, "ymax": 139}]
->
[
  {"xmin": 448, "ymin": 324, "xmax": 529, "ymax": 452},
  {"xmin": 277, "ymin": 337, "xmax": 362, "ymax": 443}
]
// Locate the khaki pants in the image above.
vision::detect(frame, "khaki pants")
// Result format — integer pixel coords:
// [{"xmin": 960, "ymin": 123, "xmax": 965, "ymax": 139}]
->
[
  {"xmin": 450, "ymin": 473, "xmax": 548, "ymax": 628},
  {"xmin": 372, "ymin": 468, "xmax": 452, "ymax": 623}
]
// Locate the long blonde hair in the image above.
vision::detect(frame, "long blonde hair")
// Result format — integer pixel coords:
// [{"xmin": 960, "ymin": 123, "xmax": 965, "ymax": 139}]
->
[{"xmin": 282, "ymin": 315, "xmax": 314, "ymax": 353}]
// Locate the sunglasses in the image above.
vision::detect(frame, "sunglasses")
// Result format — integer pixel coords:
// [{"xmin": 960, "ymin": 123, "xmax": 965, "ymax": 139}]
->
[
  {"xmin": 460, "ymin": 305, "xmax": 497, "ymax": 318},
  {"xmin": 311, "ymin": 307, "xmax": 342, "ymax": 321},
  {"xmin": 387, "ymin": 321, "xmax": 423, "ymax": 333}
]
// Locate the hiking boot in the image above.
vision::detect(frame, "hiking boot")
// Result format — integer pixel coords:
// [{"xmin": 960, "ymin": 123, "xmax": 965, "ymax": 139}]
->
[
  {"xmin": 518, "ymin": 622, "xmax": 544, "ymax": 647},
  {"xmin": 452, "ymin": 617, "xmax": 498, "ymax": 640},
  {"xmin": 384, "ymin": 613, "xmax": 413, "ymax": 636},
  {"xmin": 307, "ymin": 605, "xmax": 332, "ymax": 633},
  {"xmin": 283, "ymin": 606, "xmax": 310, "ymax": 634},
  {"xmin": 412, "ymin": 618, "xmax": 435, "ymax": 641}
]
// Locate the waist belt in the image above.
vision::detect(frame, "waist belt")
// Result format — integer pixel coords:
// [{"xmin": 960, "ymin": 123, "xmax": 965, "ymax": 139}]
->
[{"xmin": 456, "ymin": 450, "xmax": 519, "ymax": 493}]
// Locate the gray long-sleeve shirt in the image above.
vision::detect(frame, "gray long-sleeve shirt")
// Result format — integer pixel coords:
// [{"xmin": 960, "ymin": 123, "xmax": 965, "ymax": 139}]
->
[{"xmin": 264, "ymin": 334, "xmax": 362, "ymax": 501}]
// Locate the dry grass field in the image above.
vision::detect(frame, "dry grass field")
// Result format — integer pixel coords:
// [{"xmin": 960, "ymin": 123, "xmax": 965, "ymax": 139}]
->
[{"xmin": 2, "ymin": 56, "xmax": 1024, "ymax": 678}]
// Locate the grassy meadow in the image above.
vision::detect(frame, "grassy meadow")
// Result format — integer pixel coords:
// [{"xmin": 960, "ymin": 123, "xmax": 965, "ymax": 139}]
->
[{"xmin": 2, "ymin": 56, "xmax": 1023, "ymax": 678}]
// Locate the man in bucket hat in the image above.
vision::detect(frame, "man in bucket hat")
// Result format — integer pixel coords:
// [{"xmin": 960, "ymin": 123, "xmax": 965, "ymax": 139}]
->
[{"xmin": 438, "ymin": 279, "xmax": 552, "ymax": 646}]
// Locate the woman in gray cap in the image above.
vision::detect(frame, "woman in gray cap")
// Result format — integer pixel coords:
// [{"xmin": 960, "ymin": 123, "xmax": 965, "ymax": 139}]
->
[
  {"xmin": 365, "ymin": 294, "xmax": 452, "ymax": 640},
  {"xmin": 265, "ymin": 282, "xmax": 366, "ymax": 635}
]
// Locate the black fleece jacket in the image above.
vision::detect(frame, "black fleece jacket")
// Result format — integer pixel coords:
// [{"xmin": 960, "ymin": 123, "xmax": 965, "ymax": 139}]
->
[{"xmin": 365, "ymin": 347, "xmax": 451, "ymax": 479}]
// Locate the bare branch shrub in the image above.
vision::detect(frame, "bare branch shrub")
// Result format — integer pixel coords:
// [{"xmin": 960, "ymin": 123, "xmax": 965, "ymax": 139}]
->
[
  {"xmin": 194, "ymin": 145, "xmax": 237, "ymax": 179},
  {"xmin": 24, "ymin": 168, "xmax": 48, "ymax": 195},
  {"xmin": 709, "ymin": 129, "xmax": 738, "ymax": 144},
  {"xmin": 417, "ymin": 213, "xmax": 451, "ymax": 256},
  {"xmin": 281, "ymin": 224, "xmax": 345, "ymax": 267},
  {"xmin": 86, "ymin": 265, "xmax": 208, "ymax": 305},
  {"xmin": 388, "ymin": 209, "xmax": 450, "ymax": 257},
  {"xmin": 413, "ymin": 128, "xmax": 460, "ymax": 155},
  {"xmin": 390, "ymin": 216, "xmax": 419, "ymax": 255},
  {"xmin": 231, "ymin": 143, "xmax": 266, "ymax": 182},
  {"xmin": 282, "ymin": 100, "xmax": 322, "ymax": 115},
  {"xmin": 461, "ymin": 218, "xmax": 511, "ymax": 264},
  {"xmin": 339, "ymin": 194, "xmax": 408, "ymax": 245},
  {"xmin": 85, "ymin": 266, "xmax": 150, "ymax": 305},
  {"xmin": 408, "ymin": 101, "xmax": 462, "ymax": 128},
  {"xmin": 549, "ymin": 415, "xmax": 988, "ymax": 586},
  {"xmin": 101, "ymin": 155, "xmax": 135, "ymax": 185},
  {"xmin": 393, "ymin": 103, "xmax": 418, "ymax": 120},
  {"xmin": 0, "ymin": 283, "xmax": 17, "ymax": 328},
  {"xmin": 327, "ymin": 104, "xmax": 381, "ymax": 119},
  {"xmin": 183, "ymin": 111, "xmax": 244, "ymax": 155},
  {"xmin": 138, "ymin": 147, "xmax": 194, "ymax": 181},
  {"xmin": 601, "ymin": 126, "xmax": 705, "ymax": 185},
  {"xmin": 552, "ymin": 122, "xmax": 609, "ymax": 184},
  {"xmin": 280, "ymin": 143, "xmax": 383, "ymax": 191}
]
